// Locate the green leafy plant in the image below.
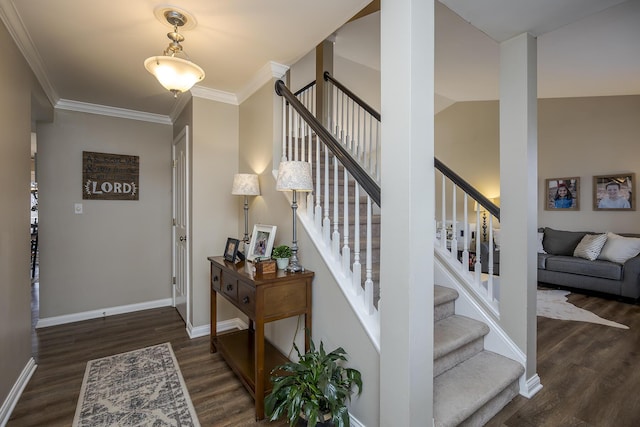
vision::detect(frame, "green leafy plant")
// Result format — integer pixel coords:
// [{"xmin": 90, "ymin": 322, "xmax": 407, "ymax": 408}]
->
[
  {"xmin": 265, "ymin": 338, "xmax": 362, "ymax": 427},
  {"xmin": 272, "ymin": 244, "xmax": 292, "ymax": 259}
]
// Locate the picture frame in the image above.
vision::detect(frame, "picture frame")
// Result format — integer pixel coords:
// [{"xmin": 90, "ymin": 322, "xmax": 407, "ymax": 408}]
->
[
  {"xmin": 247, "ymin": 224, "xmax": 277, "ymax": 261},
  {"xmin": 544, "ymin": 177, "xmax": 579, "ymax": 210},
  {"xmin": 223, "ymin": 237, "xmax": 240, "ymax": 262},
  {"xmin": 593, "ymin": 173, "xmax": 635, "ymax": 211}
]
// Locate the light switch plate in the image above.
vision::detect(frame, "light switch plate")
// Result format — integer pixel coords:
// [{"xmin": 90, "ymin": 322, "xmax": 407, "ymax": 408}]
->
[{"xmin": 74, "ymin": 203, "xmax": 83, "ymax": 214}]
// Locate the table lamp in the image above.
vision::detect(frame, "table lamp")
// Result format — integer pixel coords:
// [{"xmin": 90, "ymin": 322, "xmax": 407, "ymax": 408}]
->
[
  {"xmin": 276, "ymin": 161, "xmax": 313, "ymax": 272},
  {"xmin": 232, "ymin": 173, "xmax": 260, "ymax": 243}
]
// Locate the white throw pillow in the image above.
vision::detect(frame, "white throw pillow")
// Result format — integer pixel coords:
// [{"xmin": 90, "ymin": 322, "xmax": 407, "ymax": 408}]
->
[
  {"xmin": 573, "ymin": 234, "xmax": 607, "ymax": 261},
  {"xmin": 598, "ymin": 232, "xmax": 640, "ymax": 264},
  {"xmin": 537, "ymin": 232, "xmax": 546, "ymax": 254},
  {"xmin": 493, "ymin": 228, "xmax": 501, "ymax": 250}
]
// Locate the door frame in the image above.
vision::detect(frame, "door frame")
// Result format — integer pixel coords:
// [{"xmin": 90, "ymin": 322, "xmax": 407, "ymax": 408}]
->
[{"xmin": 172, "ymin": 125, "xmax": 190, "ymax": 325}]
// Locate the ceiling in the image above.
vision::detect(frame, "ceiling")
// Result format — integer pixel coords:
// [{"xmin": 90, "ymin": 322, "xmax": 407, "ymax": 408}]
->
[{"xmin": 1, "ymin": 0, "xmax": 639, "ymax": 121}]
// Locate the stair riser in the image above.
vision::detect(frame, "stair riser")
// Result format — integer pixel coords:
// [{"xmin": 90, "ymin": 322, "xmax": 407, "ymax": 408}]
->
[
  {"xmin": 434, "ymin": 339, "xmax": 484, "ymax": 377},
  {"xmin": 434, "ymin": 299, "xmax": 455, "ymax": 322},
  {"xmin": 458, "ymin": 380, "xmax": 520, "ymax": 427}
]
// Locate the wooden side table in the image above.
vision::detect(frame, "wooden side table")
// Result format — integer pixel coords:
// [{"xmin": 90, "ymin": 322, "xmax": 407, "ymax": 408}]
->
[{"xmin": 208, "ymin": 256, "xmax": 313, "ymax": 420}]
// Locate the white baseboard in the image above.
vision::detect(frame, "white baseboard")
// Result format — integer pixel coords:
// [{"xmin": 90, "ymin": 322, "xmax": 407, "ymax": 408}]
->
[
  {"xmin": 188, "ymin": 318, "xmax": 248, "ymax": 339},
  {"xmin": 36, "ymin": 298, "xmax": 173, "ymax": 328},
  {"xmin": 350, "ymin": 413, "xmax": 366, "ymax": 427},
  {"xmin": 521, "ymin": 373, "xmax": 543, "ymax": 398},
  {"xmin": 0, "ymin": 358, "xmax": 37, "ymax": 426}
]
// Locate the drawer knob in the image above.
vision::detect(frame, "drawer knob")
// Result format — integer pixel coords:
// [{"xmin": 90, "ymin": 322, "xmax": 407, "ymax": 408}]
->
[
  {"xmin": 226, "ymin": 284, "xmax": 233, "ymax": 291},
  {"xmin": 213, "ymin": 275, "xmax": 219, "ymax": 282},
  {"xmin": 242, "ymin": 296, "xmax": 250, "ymax": 304}
]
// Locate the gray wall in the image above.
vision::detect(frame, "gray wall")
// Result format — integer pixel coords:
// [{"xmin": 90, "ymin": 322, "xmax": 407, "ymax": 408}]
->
[
  {"xmin": 37, "ymin": 110, "xmax": 173, "ymax": 319},
  {"xmin": 0, "ymin": 19, "xmax": 49, "ymax": 412}
]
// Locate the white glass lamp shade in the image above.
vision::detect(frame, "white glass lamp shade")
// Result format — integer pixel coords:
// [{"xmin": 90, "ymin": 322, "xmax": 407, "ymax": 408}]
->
[
  {"xmin": 276, "ymin": 161, "xmax": 313, "ymax": 192},
  {"xmin": 144, "ymin": 56, "xmax": 205, "ymax": 94},
  {"xmin": 231, "ymin": 173, "xmax": 260, "ymax": 196}
]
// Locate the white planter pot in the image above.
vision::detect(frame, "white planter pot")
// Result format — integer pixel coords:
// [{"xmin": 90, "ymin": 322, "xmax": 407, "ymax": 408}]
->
[{"xmin": 276, "ymin": 257, "xmax": 289, "ymax": 270}]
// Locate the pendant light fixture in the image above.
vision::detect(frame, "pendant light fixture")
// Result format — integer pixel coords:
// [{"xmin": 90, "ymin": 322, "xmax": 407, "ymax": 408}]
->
[{"xmin": 144, "ymin": 9, "xmax": 205, "ymax": 97}]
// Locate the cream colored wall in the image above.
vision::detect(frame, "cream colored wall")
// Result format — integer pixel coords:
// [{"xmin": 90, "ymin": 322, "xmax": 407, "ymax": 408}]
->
[
  {"xmin": 0, "ymin": 20, "xmax": 44, "ymax": 407},
  {"xmin": 190, "ymin": 97, "xmax": 241, "ymax": 328},
  {"xmin": 435, "ymin": 96, "xmax": 640, "ymax": 234},
  {"xmin": 538, "ymin": 96, "xmax": 640, "ymax": 233},
  {"xmin": 37, "ymin": 110, "xmax": 172, "ymax": 318},
  {"xmin": 238, "ymin": 81, "xmax": 380, "ymax": 426}
]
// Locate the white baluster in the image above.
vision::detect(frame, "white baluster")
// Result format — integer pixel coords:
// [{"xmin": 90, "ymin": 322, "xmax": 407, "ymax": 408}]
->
[
  {"xmin": 440, "ymin": 175, "xmax": 447, "ymax": 249},
  {"xmin": 475, "ymin": 207, "xmax": 482, "ymax": 284},
  {"xmin": 342, "ymin": 169, "xmax": 350, "ymax": 275},
  {"xmin": 462, "ymin": 194, "xmax": 470, "ymax": 272},
  {"xmin": 353, "ymin": 184, "xmax": 362, "ymax": 296},
  {"xmin": 315, "ymin": 138, "xmax": 322, "ymax": 231},
  {"xmin": 323, "ymin": 146, "xmax": 331, "ymax": 244},
  {"xmin": 364, "ymin": 196, "xmax": 374, "ymax": 315},
  {"xmin": 451, "ymin": 184, "xmax": 458, "ymax": 258},
  {"xmin": 281, "ymin": 99, "xmax": 287, "ymax": 162},
  {"xmin": 332, "ymin": 156, "xmax": 340, "ymax": 257}
]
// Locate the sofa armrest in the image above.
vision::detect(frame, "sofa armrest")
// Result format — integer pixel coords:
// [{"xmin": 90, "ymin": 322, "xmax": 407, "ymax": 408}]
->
[{"xmin": 621, "ymin": 255, "xmax": 640, "ymax": 299}]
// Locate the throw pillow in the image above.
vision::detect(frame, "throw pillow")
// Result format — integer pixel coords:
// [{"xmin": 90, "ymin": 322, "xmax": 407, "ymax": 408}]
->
[
  {"xmin": 573, "ymin": 234, "xmax": 607, "ymax": 261},
  {"xmin": 537, "ymin": 232, "xmax": 546, "ymax": 254},
  {"xmin": 598, "ymin": 232, "xmax": 640, "ymax": 264},
  {"xmin": 542, "ymin": 227, "xmax": 588, "ymax": 256}
]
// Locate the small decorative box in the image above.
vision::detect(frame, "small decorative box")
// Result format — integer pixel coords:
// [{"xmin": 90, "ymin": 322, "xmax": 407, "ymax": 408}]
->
[{"xmin": 254, "ymin": 259, "xmax": 276, "ymax": 275}]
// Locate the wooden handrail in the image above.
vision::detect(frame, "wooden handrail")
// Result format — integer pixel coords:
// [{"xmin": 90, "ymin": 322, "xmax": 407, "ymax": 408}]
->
[
  {"xmin": 323, "ymin": 71, "xmax": 381, "ymax": 121},
  {"xmin": 434, "ymin": 158, "xmax": 500, "ymax": 220},
  {"xmin": 294, "ymin": 80, "xmax": 316, "ymax": 97},
  {"xmin": 275, "ymin": 79, "xmax": 381, "ymax": 206}
]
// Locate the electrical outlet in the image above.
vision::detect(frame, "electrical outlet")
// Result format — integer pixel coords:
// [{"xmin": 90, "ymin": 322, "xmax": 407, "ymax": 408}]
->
[{"xmin": 74, "ymin": 203, "xmax": 83, "ymax": 214}]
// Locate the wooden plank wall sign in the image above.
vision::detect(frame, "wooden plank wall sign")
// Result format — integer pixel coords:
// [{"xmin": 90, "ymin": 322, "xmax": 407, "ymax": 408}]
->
[{"xmin": 83, "ymin": 151, "xmax": 139, "ymax": 200}]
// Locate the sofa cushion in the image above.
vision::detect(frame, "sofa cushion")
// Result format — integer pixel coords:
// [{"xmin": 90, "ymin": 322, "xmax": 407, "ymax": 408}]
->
[
  {"xmin": 574, "ymin": 233, "xmax": 608, "ymax": 261},
  {"xmin": 598, "ymin": 232, "xmax": 640, "ymax": 264},
  {"xmin": 538, "ymin": 253, "xmax": 553, "ymax": 269},
  {"xmin": 545, "ymin": 255, "xmax": 623, "ymax": 281},
  {"xmin": 537, "ymin": 232, "xmax": 546, "ymax": 254},
  {"xmin": 543, "ymin": 228, "xmax": 588, "ymax": 256}
]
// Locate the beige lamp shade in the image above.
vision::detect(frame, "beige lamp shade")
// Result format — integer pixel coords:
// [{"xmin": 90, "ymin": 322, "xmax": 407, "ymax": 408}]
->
[
  {"xmin": 276, "ymin": 161, "xmax": 313, "ymax": 192},
  {"xmin": 144, "ymin": 56, "xmax": 205, "ymax": 94},
  {"xmin": 231, "ymin": 173, "xmax": 260, "ymax": 196}
]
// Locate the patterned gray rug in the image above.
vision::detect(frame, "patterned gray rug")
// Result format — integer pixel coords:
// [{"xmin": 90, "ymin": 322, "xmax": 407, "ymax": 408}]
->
[{"xmin": 73, "ymin": 342, "xmax": 200, "ymax": 427}]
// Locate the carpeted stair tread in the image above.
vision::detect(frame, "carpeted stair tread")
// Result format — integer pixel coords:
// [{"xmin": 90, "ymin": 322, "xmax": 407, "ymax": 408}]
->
[
  {"xmin": 434, "ymin": 351, "xmax": 525, "ymax": 427},
  {"xmin": 435, "ymin": 285, "xmax": 458, "ymax": 307},
  {"xmin": 434, "ymin": 315, "xmax": 489, "ymax": 360}
]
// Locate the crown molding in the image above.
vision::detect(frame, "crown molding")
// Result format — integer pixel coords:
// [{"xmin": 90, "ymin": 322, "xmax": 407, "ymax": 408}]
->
[
  {"xmin": 0, "ymin": 0, "xmax": 58, "ymax": 106},
  {"xmin": 236, "ymin": 61, "xmax": 289, "ymax": 104},
  {"xmin": 190, "ymin": 85, "xmax": 238, "ymax": 105},
  {"xmin": 56, "ymin": 99, "xmax": 172, "ymax": 125}
]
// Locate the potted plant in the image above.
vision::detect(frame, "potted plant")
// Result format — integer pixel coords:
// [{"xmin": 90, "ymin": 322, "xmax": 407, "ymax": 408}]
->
[
  {"xmin": 265, "ymin": 338, "xmax": 362, "ymax": 427},
  {"xmin": 272, "ymin": 244, "xmax": 292, "ymax": 270}
]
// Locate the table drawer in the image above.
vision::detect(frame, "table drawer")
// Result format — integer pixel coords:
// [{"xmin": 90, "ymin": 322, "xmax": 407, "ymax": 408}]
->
[
  {"xmin": 222, "ymin": 275, "xmax": 238, "ymax": 301},
  {"xmin": 211, "ymin": 265, "xmax": 222, "ymax": 291},
  {"xmin": 237, "ymin": 281, "xmax": 256, "ymax": 318}
]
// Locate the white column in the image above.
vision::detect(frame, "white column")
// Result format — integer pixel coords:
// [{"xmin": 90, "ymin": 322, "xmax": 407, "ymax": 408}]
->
[
  {"xmin": 499, "ymin": 32, "xmax": 540, "ymax": 394},
  {"xmin": 380, "ymin": 0, "xmax": 434, "ymax": 425}
]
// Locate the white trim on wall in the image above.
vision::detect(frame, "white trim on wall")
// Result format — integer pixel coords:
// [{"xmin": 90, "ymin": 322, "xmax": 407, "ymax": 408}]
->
[
  {"xmin": 188, "ymin": 318, "xmax": 249, "ymax": 339},
  {"xmin": 55, "ymin": 99, "xmax": 172, "ymax": 124},
  {"xmin": 0, "ymin": 357, "xmax": 36, "ymax": 426},
  {"xmin": 36, "ymin": 298, "xmax": 173, "ymax": 328}
]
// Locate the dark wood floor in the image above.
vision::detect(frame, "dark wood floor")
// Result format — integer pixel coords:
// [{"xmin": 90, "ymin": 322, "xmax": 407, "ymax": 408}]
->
[
  {"xmin": 9, "ymin": 280, "xmax": 640, "ymax": 426},
  {"xmin": 9, "ymin": 301, "xmax": 287, "ymax": 426},
  {"xmin": 487, "ymin": 290, "xmax": 640, "ymax": 427}
]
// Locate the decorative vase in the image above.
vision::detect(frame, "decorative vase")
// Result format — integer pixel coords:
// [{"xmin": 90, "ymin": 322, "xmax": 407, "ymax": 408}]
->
[{"xmin": 276, "ymin": 257, "xmax": 289, "ymax": 270}]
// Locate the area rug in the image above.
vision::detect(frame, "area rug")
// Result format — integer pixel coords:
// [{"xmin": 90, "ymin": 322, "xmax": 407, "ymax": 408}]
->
[
  {"xmin": 537, "ymin": 289, "xmax": 629, "ymax": 329},
  {"xmin": 73, "ymin": 342, "xmax": 200, "ymax": 427}
]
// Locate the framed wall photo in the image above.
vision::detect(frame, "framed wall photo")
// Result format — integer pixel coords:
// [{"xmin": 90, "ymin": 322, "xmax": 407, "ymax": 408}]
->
[
  {"xmin": 247, "ymin": 224, "xmax": 277, "ymax": 261},
  {"xmin": 593, "ymin": 173, "xmax": 635, "ymax": 211},
  {"xmin": 544, "ymin": 177, "xmax": 579, "ymax": 210},
  {"xmin": 224, "ymin": 237, "xmax": 240, "ymax": 262}
]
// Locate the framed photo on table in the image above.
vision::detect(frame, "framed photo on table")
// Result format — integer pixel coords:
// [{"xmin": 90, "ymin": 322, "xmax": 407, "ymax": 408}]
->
[
  {"xmin": 593, "ymin": 173, "xmax": 635, "ymax": 211},
  {"xmin": 544, "ymin": 177, "xmax": 579, "ymax": 210},
  {"xmin": 247, "ymin": 224, "xmax": 277, "ymax": 261},
  {"xmin": 223, "ymin": 237, "xmax": 240, "ymax": 262}
]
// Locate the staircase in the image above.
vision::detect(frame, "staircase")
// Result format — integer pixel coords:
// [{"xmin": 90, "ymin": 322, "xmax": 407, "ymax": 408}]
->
[
  {"xmin": 434, "ymin": 285, "xmax": 524, "ymax": 426},
  {"xmin": 277, "ymin": 76, "xmax": 527, "ymax": 425}
]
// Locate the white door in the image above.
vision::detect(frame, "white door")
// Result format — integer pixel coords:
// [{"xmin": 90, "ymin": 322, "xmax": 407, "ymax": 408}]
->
[{"xmin": 172, "ymin": 126, "xmax": 189, "ymax": 324}]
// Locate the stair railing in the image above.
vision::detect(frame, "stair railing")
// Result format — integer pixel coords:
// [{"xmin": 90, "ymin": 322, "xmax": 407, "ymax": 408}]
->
[
  {"xmin": 434, "ymin": 159, "xmax": 501, "ymax": 314},
  {"xmin": 276, "ymin": 79, "xmax": 381, "ymax": 348},
  {"xmin": 324, "ymin": 72, "xmax": 380, "ymax": 184}
]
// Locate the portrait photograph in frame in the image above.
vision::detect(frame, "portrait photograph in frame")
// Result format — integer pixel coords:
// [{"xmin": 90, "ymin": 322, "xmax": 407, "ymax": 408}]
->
[
  {"xmin": 223, "ymin": 237, "xmax": 240, "ymax": 262},
  {"xmin": 544, "ymin": 177, "xmax": 579, "ymax": 210},
  {"xmin": 247, "ymin": 224, "xmax": 277, "ymax": 261},
  {"xmin": 593, "ymin": 173, "xmax": 635, "ymax": 211}
]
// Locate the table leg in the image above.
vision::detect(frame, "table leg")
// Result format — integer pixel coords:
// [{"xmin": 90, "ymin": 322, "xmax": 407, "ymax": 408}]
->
[
  {"xmin": 254, "ymin": 318, "xmax": 265, "ymax": 420},
  {"xmin": 210, "ymin": 290, "xmax": 217, "ymax": 353}
]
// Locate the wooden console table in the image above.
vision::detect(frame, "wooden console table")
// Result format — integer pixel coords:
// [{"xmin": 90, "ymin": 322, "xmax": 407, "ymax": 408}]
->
[{"xmin": 208, "ymin": 256, "xmax": 313, "ymax": 420}]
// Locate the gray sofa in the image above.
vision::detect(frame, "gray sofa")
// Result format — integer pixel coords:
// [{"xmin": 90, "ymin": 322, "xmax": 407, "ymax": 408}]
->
[{"xmin": 538, "ymin": 227, "xmax": 640, "ymax": 300}]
